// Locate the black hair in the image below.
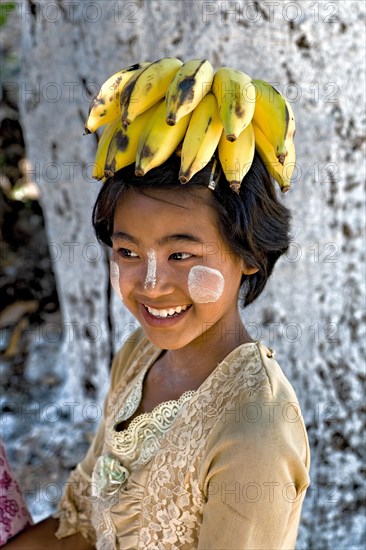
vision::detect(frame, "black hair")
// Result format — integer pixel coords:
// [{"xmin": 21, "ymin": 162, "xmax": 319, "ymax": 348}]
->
[{"xmin": 92, "ymin": 152, "xmax": 293, "ymax": 308}]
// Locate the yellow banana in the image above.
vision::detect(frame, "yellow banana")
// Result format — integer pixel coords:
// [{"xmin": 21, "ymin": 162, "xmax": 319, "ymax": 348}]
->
[
  {"xmin": 84, "ymin": 62, "xmax": 151, "ymax": 134},
  {"xmin": 179, "ymin": 92, "xmax": 223, "ymax": 184},
  {"xmin": 252, "ymin": 79, "xmax": 295, "ymax": 164},
  {"xmin": 104, "ymin": 103, "xmax": 160, "ymax": 177},
  {"xmin": 120, "ymin": 57, "xmax": 183, "ymax": 129},
  {"xmin": 212, "ymin": 66, "xmax": 256, "ymax": 142},
  {"xmin": 253, "ymin": 124, "xmax": 296, "ymax": 192},
  {"xmin": 218, "ymin": 122, "xmax": 255, "ymax": 193},
  {"xmin": 165, "ymin": 59, "xmax": 214, "ymax": 125},
  {"xmin": 92, "ymin": 118, "xmax": 122, "ymax": 179},
  {"xmin": 135, "ymin": 100, "xmax": 191, "ymax": 177}
]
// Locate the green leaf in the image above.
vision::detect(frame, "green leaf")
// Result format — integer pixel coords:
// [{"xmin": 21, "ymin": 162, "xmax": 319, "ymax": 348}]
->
[{"xmin": 0, "ymin": 2, "xmax": 16, "ymax": 28}]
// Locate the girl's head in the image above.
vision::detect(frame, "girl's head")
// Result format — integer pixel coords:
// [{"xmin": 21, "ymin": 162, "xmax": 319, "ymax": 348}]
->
[{"xmin": 92, "ymin": 152, "xmax": 293, "ymax": 310}]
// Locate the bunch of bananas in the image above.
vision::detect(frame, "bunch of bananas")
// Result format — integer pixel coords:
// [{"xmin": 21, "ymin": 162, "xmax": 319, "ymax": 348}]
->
[{"xmin": 85, "ymin": 57, "xmax": 296, "ymax": 193}]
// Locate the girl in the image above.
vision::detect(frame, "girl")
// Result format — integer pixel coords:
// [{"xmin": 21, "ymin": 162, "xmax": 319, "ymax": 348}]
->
[{"xmin": 6, "ymin": 152, "xmax": 310, "ymax": 549}]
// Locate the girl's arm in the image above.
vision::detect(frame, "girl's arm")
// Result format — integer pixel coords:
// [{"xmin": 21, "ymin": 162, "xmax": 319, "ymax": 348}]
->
[
  {"xmin": 197, "ymin": 399, "xmax": 310, "ymax": 550},
  {"xmin": 3, "ymin": 517, "xmax": 94, "ymax": 549}
]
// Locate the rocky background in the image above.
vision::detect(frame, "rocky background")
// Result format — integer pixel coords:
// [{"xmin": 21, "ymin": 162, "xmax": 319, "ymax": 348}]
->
[{"xmin": 0, "ymin": 1, "xmax": 365, "ymax": 548}]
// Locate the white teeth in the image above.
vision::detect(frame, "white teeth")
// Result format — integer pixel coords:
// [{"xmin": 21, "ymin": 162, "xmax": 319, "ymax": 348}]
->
[{"xmin": 146, "ymin": 304, "xmax": 189, "ymax": 318}]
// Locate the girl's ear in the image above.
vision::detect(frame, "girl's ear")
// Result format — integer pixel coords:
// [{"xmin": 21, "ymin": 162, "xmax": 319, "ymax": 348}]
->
[
  {"xmin": 235, "ymin": 255, "xmax": 259, "ymax": 275},
  {"xmin": 242, "ymin": 266, "xmax": 259, "ymax": 275}
]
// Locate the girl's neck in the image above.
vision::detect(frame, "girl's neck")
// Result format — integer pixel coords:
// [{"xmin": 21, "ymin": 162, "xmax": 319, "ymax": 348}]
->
[{"xmin": 156, "ymin": 317, "xmax": 255, "ymax": 386}]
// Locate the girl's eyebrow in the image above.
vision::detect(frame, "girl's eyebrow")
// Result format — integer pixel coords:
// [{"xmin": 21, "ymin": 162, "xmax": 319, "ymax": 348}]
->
[{"xmin": 111, "ymin": 231, "xmax": 204, "ymax": 246}]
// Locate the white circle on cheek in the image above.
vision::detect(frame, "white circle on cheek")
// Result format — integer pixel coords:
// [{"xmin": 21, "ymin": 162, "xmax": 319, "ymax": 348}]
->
[
  {"xmin": 188, "ymin": 265, "xmax": 225, "ymax": 304},
  {"xmin": 110, "ymin": 259, "xmax": 124, "ymax": 302}
]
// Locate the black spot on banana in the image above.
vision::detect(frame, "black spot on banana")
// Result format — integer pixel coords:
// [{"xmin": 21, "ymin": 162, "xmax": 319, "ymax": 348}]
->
[
  {"xmin": 165, "ymin": 59, "xmax": 214, "ymax": 126},
  {"xmin": 167, "ymin": 77, "xmax": 196, "ymax": 125},
  {"xmin": 91, "ymin": 97, "xmax": 106, "ymax": 107},
  {"xmin": 204, "ymin": 117, "xmax": 213, "ymax": 133},
  {"xmin": 115, "ymin": 131, "xmax": 129, "ymax": 152},
  {"xmin": 120, "ymin": 58, "xmax": 183, "ymax": 130}
]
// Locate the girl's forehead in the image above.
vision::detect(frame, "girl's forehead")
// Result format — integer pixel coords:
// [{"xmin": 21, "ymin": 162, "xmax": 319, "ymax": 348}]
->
[
  {"xmin": 113, "ymin": 187, "xmax": 223, "ymax": 245},
  {"xmin": 115, "ymin": 187, "xmax": 218, "ymax": 222}
]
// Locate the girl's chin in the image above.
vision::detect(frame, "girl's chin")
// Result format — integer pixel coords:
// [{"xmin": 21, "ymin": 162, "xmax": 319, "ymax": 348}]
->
[
  {"xmin": 141, "ymin": 329, "xmax": 192, "ymax": 349},
  {"xmin": 142, "ymin": 326, "xmax": 210, "ymax": 352}
]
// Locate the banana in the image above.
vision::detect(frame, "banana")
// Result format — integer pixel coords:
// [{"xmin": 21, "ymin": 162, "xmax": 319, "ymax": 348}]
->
[
  {"xmin": 179, "ymin": 92, "xmax": 223, "ymax": 184},
  {"xmin": 92, "ymin": 118, "xmax": 122, "ymax": 180},
  {"xmin": 135, "ymin": 99, "xmax": 191, "ymax": 177},
  {"xmin": 86, "ymin": 57, "xmax": 297, "ymax": 195},
  {"xmin": 253, "ymin": 124, "xmax": 296, "ymax": 192},
  {"xmin": 120, "ymin": 57, "xmax": 183, "ymax": 129},
  {"xmin": 252, "ymin": 79, "xmax": 295, "ymax": 164},
  {"xmin": 165, "ymin": 59, "xmax": 214, "ymax": 125},
  {"xmin": 103, "ymin": 103, "xmax": 161, "ymax": 178},
  {"xmin": 218, "ymin": 122, "xmax": 255, "ymax": 193},
  {"xmin": 212, "ymin": 66, "xmax": 256, "ymax": 142},
  {"xmin": 84, "ymin": 62, "xmax": 151, "ymax": 134}
]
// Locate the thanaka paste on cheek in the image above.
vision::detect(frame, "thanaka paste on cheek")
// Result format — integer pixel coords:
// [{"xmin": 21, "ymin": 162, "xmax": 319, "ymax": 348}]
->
[
  {"xmin": 145, "ymin": 248, "xmax": 157, "ymax": 289},
  {"xmin": 188, "ymin": 265, "xmax": 225, "ymax": 303},
  {"xmin": 109, "ymin": 259, "xmax": 124, "ymax": 301}
]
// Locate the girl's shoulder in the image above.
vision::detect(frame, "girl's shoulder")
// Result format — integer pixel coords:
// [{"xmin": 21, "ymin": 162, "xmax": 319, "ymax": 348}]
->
[
  {"xmin": 218, "ymin": 340, "xmax": 300, "ymax": 406},
  {"xmin": 212, "ymin": 340, "xmax": 310, "ymax": 455},
  {"xmin": 256, "ymin": 341, "xmax": 301, "ymax": 405},
  {"xmin": 204, "ymin": 340, "xmax": 311, "ymax": 472}
]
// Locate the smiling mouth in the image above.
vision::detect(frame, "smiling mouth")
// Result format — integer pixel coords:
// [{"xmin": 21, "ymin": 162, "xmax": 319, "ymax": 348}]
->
[{"xmin": 144, "ymin": 304, "xmax": 192, "ymax": 318}]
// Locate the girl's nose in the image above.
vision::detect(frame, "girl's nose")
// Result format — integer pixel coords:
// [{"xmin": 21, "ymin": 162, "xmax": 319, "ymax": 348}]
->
[
  {"xmin": 144, "ymin": 249, "xmax": 157, "ymax": 289},
  {"xmin": 141, "ymin": 251, "xmax": 175, "ymax": 297}
]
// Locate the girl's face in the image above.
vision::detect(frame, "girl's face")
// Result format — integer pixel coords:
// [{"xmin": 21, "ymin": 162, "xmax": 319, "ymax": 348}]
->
[{"xmin": 110, "ymin": 187, "xmax": 255, "ymax": 351}]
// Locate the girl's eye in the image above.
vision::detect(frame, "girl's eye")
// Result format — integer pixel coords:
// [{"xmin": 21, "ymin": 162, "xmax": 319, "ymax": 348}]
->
[
  {"xmin": 116, "ymin": 248, "xmax": 139, "ymax": 259},
  {"xmin": 170, "ymin": 252, "xmax": 192, "ymax": 261}
]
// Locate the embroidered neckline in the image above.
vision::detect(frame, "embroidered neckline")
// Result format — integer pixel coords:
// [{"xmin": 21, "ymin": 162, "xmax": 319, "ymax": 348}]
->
[
  {"xmin": 114, "ymin": 389, "xmax": 196, "ymax": 437},
  {"xmin": 112, "ymin": 337, "xmax": 262, "ymax": 434}
]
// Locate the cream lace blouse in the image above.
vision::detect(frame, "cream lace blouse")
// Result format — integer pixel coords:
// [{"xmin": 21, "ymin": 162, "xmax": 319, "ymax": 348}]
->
[{"xmin": 54, "ymin": 328, "xmax": 310, "ymax": 549}]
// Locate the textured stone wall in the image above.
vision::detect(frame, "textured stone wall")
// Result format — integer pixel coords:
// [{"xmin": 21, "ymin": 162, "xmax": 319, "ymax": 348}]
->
[{"xmin": 11, "ymin": 0, "xmax": 366, "ymax": 547}]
